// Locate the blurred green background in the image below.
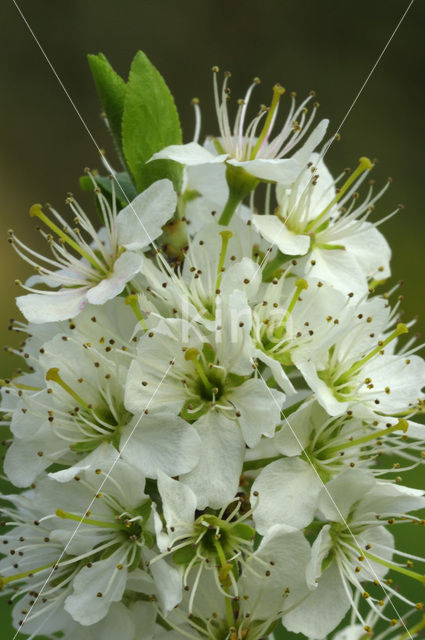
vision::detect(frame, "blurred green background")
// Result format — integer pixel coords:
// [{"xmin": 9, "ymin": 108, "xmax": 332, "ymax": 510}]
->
[{"xmin": 1, "ymin": 0, "xmax": 424, "ymax": 638}]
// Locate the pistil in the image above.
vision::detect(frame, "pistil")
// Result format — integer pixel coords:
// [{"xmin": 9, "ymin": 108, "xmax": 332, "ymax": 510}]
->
[
  {"xmin": 45, "ymin": 368, "xmax": 91, "ymax": 411},
  {"xmin": 125, "ymin": 294, "xmax": 148, "ymax": 331},
  {"xmin": 274, "ymin": 278, "xmax": 308, "ymax": 339},
  {"xmin": 250, "ymin": 84, "xmax": 286, "ymax": 159},
  {"xmin": 335, "ymin": 323, "xmax": 408, "ymax": 385},
  {"xmin": 305, "ymin": 157, "xmax": 373, "ymax": 232},
  {"xmin": 184, "ymin": 349, "xmax": 215, "ymax": 395},
  {"xmin": 323, "ymin": 420, "xmax": 408, "ymax": 456},
  {"xmin": 216, "ymin": 230, "xmax": 233, "ymax": 291},
  {"xmin": 55, "ymin": 508, "xmax": 122, "ymax": 530},
  {"xmin": 30, "ymin": 204, "xmax": 102, "ymax": 271}
]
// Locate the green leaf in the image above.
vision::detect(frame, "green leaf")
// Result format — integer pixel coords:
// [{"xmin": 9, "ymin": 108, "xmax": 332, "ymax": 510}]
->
[
  {"xmin": 87, "ymin": 53, "xmax": 127, "ymax": 164},
  {"xmin": 122, "ymin": 51, "xmax": 183, "ymax": 193},
  {"xmin": 79, "ymin": 171, "xmax": 137, "ymax": 208}
]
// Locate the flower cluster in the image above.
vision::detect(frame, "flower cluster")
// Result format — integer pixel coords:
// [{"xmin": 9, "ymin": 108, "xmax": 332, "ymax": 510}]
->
[{"xmin": 1, "ymin": 53, "xmax": 425, "ymax": 640}]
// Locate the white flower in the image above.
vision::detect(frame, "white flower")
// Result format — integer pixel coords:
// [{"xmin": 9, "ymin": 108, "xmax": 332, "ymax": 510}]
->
[
  {"xmin": 254, "ymin": 154, "xmax": 392, "ymax": 296},
  {"xmin": 12, "ymin": 179, "xmax": 177, "ymax": 322},
  {"xmin": 249, "ymin": 399, "xmax": 413, "ymax": 533},
  {"xmin": 0, "ymin": 458, "xmax": 181, "ymax": 631},
  {"xmin": 251, "ymin": 274, "xmax": 347, "ymax": 393},
  {"xmin": 125, "ymin": 304, "xmax": 285, "ymax": 507},
  {"xmin": 139, "ymin": 222, "xmax": 262, "ymax": 330},
  {"xmin": 152, "ymin": 70, "xmax": 328, "ymax": 185},
  {"xmin": 283, "ymin": 469, "xmax": 425, "ymax": 638},
  {"xmin": 154, "ymin": 476, "xmax": 312, "ymax": 640},
  {"xmin": 293, "ymin": 296, "xmax": 425, "ymax": 420},
  {"xmin": 180, "ymin": 525, "xmax": 312, "ymax": 640},
  {"xmin": 3, "ymin": 300, "xmax": 200, "ymax": 486}
]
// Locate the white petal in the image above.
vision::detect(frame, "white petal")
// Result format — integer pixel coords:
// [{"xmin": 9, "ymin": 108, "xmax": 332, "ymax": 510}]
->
[
  {"xmin": 230, "ymin": 378, "xmax": 285, "ymax": 446},
  {"xmin": 296, "ymin": 359, "xmax": 349, "ymax": 417},
  {"xmin": 149, "ymin": 558, "xmax": 183, "ymax": 613},
  {"xmin": 342, "ymin": 222, "xmax": 391, "ymax": 279},
  {"xmin": 251, "ymin": 457, "xmax": 322, "ymax": 532},
  {"xmin": 16, "ymin": 288, "xmax": 89, "ymax": 323},
  {"xmin": 242, "ymin": 524, "xmax": 312, "ymax": 618},
  {"xmin": 49, "ymin": 443, "xmax": 118, "ymax": 483},
  {"xmin": 317, "ymin": 469, "xmax": 374, "ymax": 522},
  {"xmin": 283, "ymin": 562, "xmax": 350, "ymax": 639},
  {"xmin": 358, "ymin": 480, "xmax": 425, "ymax": 518},
  {"xmin": 291, "ymin": 119, "xmax": 329, "ymax": 169},
  {"xmin": 214, "ymin": 289, "xmax": 254, "ymax": 376},
  {"xmin": 275, "ymin": 398, "xmax": 325, "ymax": 456},
  {"xmin": 4, "ymin": 423, "xmax": 63, "ymax": 486},
  {"xmin": 157, "ymin": 471, "xmax": 197, "ymax": 535},
  {"xmin": 181, "ymin": 411, "xmax": 245, "ymax": 509},
  {"xmin": 150, "ymin": 142, "xmax": 227, "ymax": 165},
  {"xmin": 305, "ymin": 246, "xmax": 368, "ymax": 297},
  {"xmin": 221, "ymin": 257, "xmax": 262, "ymax": 301},
  {"xmin": 65, "ymin": 552, "xmax": 127, "ymax": 625},
  {"xmin": 89, "ymin": 602, "xmax": 136, "ymax": 640},
  {"xmin": 254, "ymin": 349, "xmax": 295, "ymax": 394},
  {"xmin": 117, "ymin": 179, "xmax": 177, "ymax": 250},
  {"xmin": 86, "ymin": 251, "xmax": 143, "ymax": 305},
  {"xmin": 252, "ymin": 214, "xmax": 310, "ymax": 255},
  {"xmin": 228, "ymin": 157, "xmax": 300, "ymax": 184},
  {"xmin": 120, "ymin": 414, "xmax": 201, "ymax": 478},
  {"xmin": 127, "ymin": 601, "xmax": 156, "ymax": 638}
]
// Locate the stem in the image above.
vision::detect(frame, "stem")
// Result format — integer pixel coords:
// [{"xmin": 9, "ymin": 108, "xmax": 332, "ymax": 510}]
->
[
  {"xmin": 219, "ymin": 191, "xmax": 243, "ymax": 226},
  {"xmin": 262, "ymin": 251, "xmax": 290, "ymax": 282}
]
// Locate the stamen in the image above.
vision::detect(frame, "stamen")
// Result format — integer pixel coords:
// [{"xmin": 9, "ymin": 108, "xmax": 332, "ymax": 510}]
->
[{"xmin": 191, "ymin": 98, "xmax": 201, "ymax": 144}]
